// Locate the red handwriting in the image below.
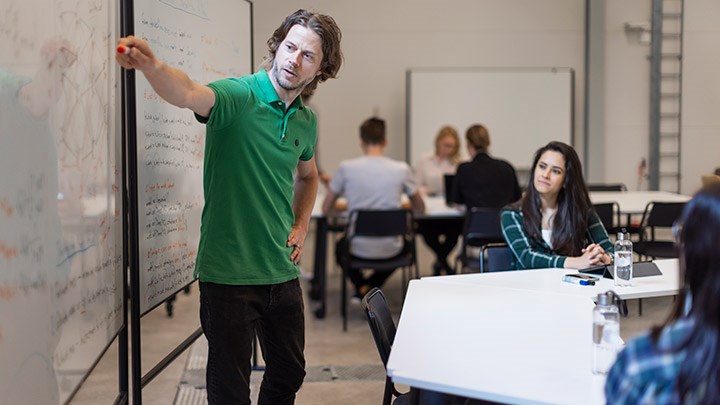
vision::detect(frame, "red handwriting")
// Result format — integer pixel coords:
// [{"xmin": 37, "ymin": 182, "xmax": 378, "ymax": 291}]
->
[
  {"xmin": 0, "ymin": 242, "xmax": 18, "ymax": 261},
  {"xmin": 145, "ymin": 180, "xmax": 176, "ymax": 193},
  {"xmin": 0, "ymin": 284, "xmax": 17, "ymax": 300},
  {"xmin": 0, "ymin": 199, "xmax": 13, "ymax": 218},
  {"xmin": 146, "ymin": 240, "xmax": 189, "ymax": 259}
]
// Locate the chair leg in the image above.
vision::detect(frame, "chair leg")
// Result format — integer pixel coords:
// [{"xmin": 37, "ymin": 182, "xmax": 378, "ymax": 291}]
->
[
  {"xmin": 401, "ymin": 267, "xmax": 409, "ymax": 298},
  {"xmin": 341, "ymin": 267, "xmax": 348, "ymax": 332},
  {"xmin": 382, "ymin": 377, "xmax": 393, "ymax": 405},
  {"xmin": 638, "ymin": 298, "xmax": 643, "ymax": 316},
  {"xmin": 619, "ymin": 300, "xmax": 629, "ymax": 317}
]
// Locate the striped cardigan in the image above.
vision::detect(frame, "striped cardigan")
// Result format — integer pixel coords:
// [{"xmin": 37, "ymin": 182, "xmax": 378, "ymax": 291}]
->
[{"xmin": 501, "ymin": 207, "xmax": 613, "ymax": 269}]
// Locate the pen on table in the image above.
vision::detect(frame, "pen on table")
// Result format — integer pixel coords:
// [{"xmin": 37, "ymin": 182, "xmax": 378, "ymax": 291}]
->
[
  {"xmin": 117, "ymin": 45, "xmax": 131, "ymax": 55},
  {"xmin": 562, "ymin": 275, "xmax": 595, "ymax": 286}
]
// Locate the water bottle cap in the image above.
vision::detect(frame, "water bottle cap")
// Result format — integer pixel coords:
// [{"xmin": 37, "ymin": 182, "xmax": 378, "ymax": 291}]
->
[{"xmin": 597, "ymin": 293, "xmax": 611, "ymax": 306}]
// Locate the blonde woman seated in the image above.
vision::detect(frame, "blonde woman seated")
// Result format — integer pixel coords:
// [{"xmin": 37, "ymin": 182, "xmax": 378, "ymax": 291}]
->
[
  {"xmin": 414, "ymin": 126, "xmax": 462, "ymax": 275},
  {"xmin": 414, "ymin": 126, "xmax": 461, "ymax": 196},
  {"xmin": 501, "ymin": 141, "xmax": 613, "ymax": 269}
]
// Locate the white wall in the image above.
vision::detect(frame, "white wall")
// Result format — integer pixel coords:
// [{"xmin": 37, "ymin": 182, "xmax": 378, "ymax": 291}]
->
[
  {"xmin": 603, "ymin": 1, "xmax": 652, "ymax": 191},
  {"xmin": 252, "ymin": 1, "xmax": 719, "ymax": 195},
  {"xmin": 252, "ymin": 0, "xmax": 585, "ymax": 178},
  {"xmin": 682, "ymin": 0, "xmax": 720, "ymax": 194},
  {"xmin": 603, "ymin": 0, "xmax": 720, "ymax": 195}
]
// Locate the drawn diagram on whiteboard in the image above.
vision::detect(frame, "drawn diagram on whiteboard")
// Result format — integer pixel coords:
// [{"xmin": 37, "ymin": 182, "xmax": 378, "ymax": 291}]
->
[
  {"xmin": 0, "ymin": 1, "xmax": 121, "ymax": 403},
  {"xmin": 159, "ymin": 0, "xmax": 209, "ymax": 20}
]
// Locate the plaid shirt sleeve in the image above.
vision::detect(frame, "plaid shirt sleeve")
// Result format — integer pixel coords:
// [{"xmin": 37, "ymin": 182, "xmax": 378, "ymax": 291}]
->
[
  {"xmin": 605, "ymin": 319, "xmax": 697, "ymax": 404},
  {"xmin": 587, "ymin": 211, "xmax": 614, "ymax": 255},
  {"xmin": 501, "ymin": 209, "xmax": 566, "ymax": 269}
]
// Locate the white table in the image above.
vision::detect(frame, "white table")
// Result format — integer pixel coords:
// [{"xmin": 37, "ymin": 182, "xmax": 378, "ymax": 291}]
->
[
  {"xmin": 420, "ymin": 195, "xmax": 463, "ymax": 218},
  {"xmin": 389, "ymin": 259, "xmax": 680, "ymax": 403},
  {"xmin": 423, "ymin": 259, "xmax": 680, "ymax": 301},
  {"xmin": 589, "ymin": 191, "xmax": 690, "ymax": 215},
  {"xmin": 387, "ymin": 280, "xmax": 606, "ymax": 405},
  {"xmin": 311, "ymin": 194, "xmax": 462, "ymax": 218}
]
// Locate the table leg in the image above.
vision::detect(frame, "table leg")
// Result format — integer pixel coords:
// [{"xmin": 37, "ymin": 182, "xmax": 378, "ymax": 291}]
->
[{"xmin": 311, "ymin": 217, "xmax": 328, "ymax": 319}]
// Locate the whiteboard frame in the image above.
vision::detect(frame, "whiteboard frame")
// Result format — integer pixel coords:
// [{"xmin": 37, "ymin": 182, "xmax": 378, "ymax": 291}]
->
[{"xmin": 405, "ymin": 67, "xmax": 575, "ymax": 171}]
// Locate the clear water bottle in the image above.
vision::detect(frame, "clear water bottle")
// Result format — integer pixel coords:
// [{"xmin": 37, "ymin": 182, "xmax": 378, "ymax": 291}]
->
[
  {"xmin": 592, "ymin": 292, "xmax": 621, "ymax": 375},
  {"xmin": 614, "ymin": 230, "xmax": 633, "ymax": 287}
]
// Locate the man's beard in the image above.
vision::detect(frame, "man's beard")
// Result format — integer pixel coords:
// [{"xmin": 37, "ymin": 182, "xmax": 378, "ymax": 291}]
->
[{"xmin": 272, "ymin": 62, "xmax": 311, "ymax": 92}]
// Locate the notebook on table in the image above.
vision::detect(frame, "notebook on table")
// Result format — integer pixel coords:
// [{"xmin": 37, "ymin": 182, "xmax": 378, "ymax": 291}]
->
[{"xmin": 579, "ymin": 261, "xmax": 663, "ymax": 279}]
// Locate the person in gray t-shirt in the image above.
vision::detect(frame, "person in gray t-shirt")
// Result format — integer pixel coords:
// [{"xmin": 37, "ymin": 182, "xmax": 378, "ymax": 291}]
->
[{"xmin": 323, "ymin": 117, "xmax": 424, "ymax": 298}]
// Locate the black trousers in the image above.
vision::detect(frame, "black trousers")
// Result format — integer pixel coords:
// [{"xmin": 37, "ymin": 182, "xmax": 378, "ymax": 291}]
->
[
  {"xmin": 335, "ymin": 237, "xmax": 403, "ymax": 294},
  {"xmin": 199, "ymin": 279, "xmax": 305, "ymax": 405},
  {"xmin": 416, "ymin": 219, "xmax": 462, "ymax": 274}
]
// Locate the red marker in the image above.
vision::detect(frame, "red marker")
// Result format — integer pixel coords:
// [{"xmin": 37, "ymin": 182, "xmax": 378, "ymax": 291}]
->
[{"xmin": 116, "ymin": 45, "xmax": 131, "ymax": 55}]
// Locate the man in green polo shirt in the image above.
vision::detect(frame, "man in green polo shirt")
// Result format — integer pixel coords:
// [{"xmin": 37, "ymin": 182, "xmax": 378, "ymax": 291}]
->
[{"xmin": 116, "ymin": 9, "xmax": 343, "ymax": 404}]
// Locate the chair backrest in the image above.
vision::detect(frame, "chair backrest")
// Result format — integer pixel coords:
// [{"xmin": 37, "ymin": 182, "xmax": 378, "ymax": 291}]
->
[
  {"xmin": 640, "ymin": 202, "xmax": 686, "ymax": 240},
  {"xmin": 644, "ymin": 202, "xmax": 685, "ymax": 227},
  {"xmin": 480, "ymin": 243, "xmax": 516, "ymax": 272},
  {"xmin": 593, "ymin": 202, "xmax": 620, "ymax": 230},
  {"xmin": 361, "ymin": 288, "xmax": 396, "ymax": 367},
  {"xmin": 348, "ymin": 209, "xmax": 412, "ymax": 239},
  {"xmin": 462, "ymin": 207, "xmax": 503, "ymax": 247},
  {"xmin": 588, "ymin": 183, "xmax": 627, "ymax": 192}
]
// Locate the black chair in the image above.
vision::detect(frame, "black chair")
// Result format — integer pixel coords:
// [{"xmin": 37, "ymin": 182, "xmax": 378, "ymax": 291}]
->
[
  {"xmin": 454, "ymin": 207, "xmax": 504, "ymax": 273},
  {"xmin": 362, "ymin": 288, "xmax": 458, "ymax": 405},
  {"xmin": 361, "ymin": 288, "xmax": 408, "ymax": 405},
  {"xmin": 588, "ymin": 183, "xmax": 628, "ymax": 192},
  {"xmin": 338, "ymin": 209, "xmax": 418, "ymax": 331},
  {"xmin": 479, "ymin": 243, "xmax": 516, "ymax": 273},
  {"xmin": 633, "ymin": 202, "xmax": 686, "ymax": 260},
  {"xmin": 592, "ymin": 202, "xmax": 624, "ymax": 236}
]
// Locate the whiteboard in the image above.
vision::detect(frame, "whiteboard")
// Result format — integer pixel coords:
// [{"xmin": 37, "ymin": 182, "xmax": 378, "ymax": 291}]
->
[
  {"xmin": 135, "ymin": 0, "xmax": 253, "ymax": 313},
  {"xmin": 407, "ymin": 68, "xmax": 574, "ymax": 170},
  {"xmin": 0, "ymin": 0, "xmax": 123, "ymax": 404}
]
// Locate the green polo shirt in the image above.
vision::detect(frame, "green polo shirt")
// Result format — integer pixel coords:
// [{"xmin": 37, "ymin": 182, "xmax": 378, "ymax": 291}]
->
[{"xmin": 193, "ymin": 69, "xmax": 316, "ymax": 285}]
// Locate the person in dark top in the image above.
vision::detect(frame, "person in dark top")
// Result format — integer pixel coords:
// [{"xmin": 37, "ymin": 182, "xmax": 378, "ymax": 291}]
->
[{"xmin": 451, "ymin": 124, "xmax": 522, "ymax": 209}]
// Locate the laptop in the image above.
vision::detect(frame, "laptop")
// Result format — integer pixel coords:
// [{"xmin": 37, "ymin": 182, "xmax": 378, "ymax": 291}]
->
[
  {"xmin": 444, "ymin": 174, "xmax": 456, "ymax": 205},
  {"xmin": 580, "ymin": 261, "xmax": 663, "ymax": 279}
]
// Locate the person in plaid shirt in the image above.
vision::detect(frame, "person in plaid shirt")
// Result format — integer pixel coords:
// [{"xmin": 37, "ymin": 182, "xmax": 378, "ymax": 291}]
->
[
  {"xmin": 501, "ymin": 141, "xmax": 613, "ymax": 269},
  {"xmin": 606, "ymin": 183, "xmax": 720, "ymax": 403}
]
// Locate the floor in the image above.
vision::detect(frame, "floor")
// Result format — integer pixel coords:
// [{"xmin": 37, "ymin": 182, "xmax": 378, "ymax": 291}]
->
[{"xmin": 70, "ymin": 223, "xmax": 676, "ymax": 404}]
